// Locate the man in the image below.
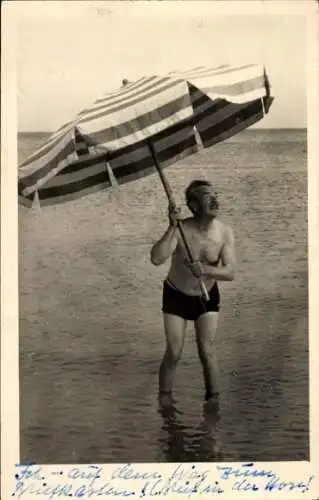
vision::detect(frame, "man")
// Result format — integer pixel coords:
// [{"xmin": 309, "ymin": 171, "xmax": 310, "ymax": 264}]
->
[{"xmin": 150, "ymin": 179, "xmax": 236, "ymax": 407}]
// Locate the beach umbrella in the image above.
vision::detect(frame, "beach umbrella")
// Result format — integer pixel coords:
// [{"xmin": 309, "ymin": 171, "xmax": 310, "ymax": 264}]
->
[{"xmin": 18, "ymin": 63, "xmax": 273, "ymax": 300}]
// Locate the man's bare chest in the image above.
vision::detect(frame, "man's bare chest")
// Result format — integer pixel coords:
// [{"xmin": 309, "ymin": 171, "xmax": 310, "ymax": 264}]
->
[{"xmin": 177, "ymin": 224, "xmax": 224, "ymax": 264}]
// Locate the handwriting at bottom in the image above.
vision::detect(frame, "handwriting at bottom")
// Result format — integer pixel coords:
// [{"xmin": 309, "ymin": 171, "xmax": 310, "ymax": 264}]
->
[
  {"xmin": 13, "ymin": 479, "xmax": 224, "ymax": 499},
  {"xmin": 264, "ymin": 475, "xmax": 314, "ymax": 494},
  {"xmin": 13, "ymin": 481, "xmax": 136, "ymax": 499},
  {"xmin": 232, "ymin": 479, "xmax": 259, "ymax": 492},
  {"xmin": 140, "ymin": 479, "xmax": 224, "ymax": 497},
  {"xmin": 12, "ymin": 463, "xmax": 315, "ymax": 498}
]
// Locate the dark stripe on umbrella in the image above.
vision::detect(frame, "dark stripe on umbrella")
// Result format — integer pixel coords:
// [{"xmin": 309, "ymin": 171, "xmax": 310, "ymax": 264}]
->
[
  {"xmin": 85, "ymin": 94, "xmax": 191, "ymax": 144},
  {"xmin": 111, "ymin": 153, "xmax": 154, "ymax": 182},
  {"xmin": 195, "ymin": 100, "xmax": 253, "ymax": 131},
  {"xmin": 114, "ymin": 165, "xmax": 159, "ymax": 187},
  {"xmin": 197, "ymin": 99, "xmax": 264, "ymax": 147},
  {"xmin": 56, "ymin": 152, "xmax": 107, "ymax": 175},
  {"xmin": 154, "ymin": 135, "xmax": 197, "ymax": 164},
  {"xmin": 192, "ymin": 95, "xmax": 229, "ymax": 117},
  {"xmin": 45, "ymin": 160, "xmax": 108, "ymax": 188},
  {"xmin": 79, "ymin": 79, "xmax": 186, "ymax": 124},
  {"xmin": 194, "ymin": 100, "xmax": 232, "ymax": 123},
  {"xmin": 202, "ymin": 109, "xmax": 264, "ymax": 147},
  {"xmin": 151, "ymin": 122, "xmax": 196, "ymax": 161},
  {"xmin": 111, "ymin": 146, "xmax": 196, "ymax": 189},
  {"xmin": 37, "ymin": 169, "xmax": 111, "ymax": 200},
  {"xmin": 112, "ymin": 139, "xmax": 197, "ymax": 185},
  {"xmin": 39, "ymin": 182, "xmax": 112, "ymax": 207},
  {"xmin": 109, "ymin": 127, "xmax": 197, "ymax": 178},
  {"xmin": 153, "ymin": 122, "xmax": 196, "ymax": 153},
  {"xmin": 106, "ymin": 120, "xmax": 196, "ymax": 167},
  {"xmin": 19, "ymin": 140, "xmax": 75, "ymax": 190}
]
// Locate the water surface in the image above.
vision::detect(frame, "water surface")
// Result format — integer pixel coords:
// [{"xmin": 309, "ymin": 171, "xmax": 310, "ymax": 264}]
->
[{"xmin": 19, "ymin": 129, "xmax": 309, "ymax": 463}]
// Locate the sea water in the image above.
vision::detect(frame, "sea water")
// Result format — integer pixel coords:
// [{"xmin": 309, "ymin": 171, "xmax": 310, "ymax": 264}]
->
[{"xmin": 18, "ymin": 129, "xmax": 309, "ymax": 463}]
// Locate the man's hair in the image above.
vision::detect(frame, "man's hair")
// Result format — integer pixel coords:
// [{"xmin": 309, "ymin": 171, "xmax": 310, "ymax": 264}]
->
[{"xmin": 185, "ymin": 179, "xmax": 213, "ymax": 213}]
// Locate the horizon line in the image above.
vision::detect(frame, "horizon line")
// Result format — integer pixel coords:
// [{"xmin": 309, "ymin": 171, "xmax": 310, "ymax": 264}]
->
[{"xmin": 18, "ymin": 127, "xmax": 307, "ymax": 134}]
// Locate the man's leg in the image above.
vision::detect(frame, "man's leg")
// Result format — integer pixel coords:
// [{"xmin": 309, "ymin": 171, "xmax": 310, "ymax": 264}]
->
[
  {"xmin": 159, "ymin": 314, "xmax": 187, "ymax": 396},
  {"xmin": 194, "ymin": 312, "xmax": 220, "ymax": 400}
]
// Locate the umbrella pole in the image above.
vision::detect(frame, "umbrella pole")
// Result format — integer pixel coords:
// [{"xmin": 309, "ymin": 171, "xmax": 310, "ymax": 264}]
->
[{"xmin": 147, "ymin": 140, "xmax": 210, "ymax": 302}]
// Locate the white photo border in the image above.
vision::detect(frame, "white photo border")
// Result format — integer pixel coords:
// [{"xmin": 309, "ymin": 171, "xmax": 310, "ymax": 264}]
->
[{"xmin": 1, "ymin": 1, "xmax": 318, "ymax": 499}]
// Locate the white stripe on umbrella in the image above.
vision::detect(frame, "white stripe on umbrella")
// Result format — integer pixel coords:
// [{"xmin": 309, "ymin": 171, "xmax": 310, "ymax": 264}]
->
[
  {"xmin": 19, "ymin": 127, "xmax": 75, "ymax": 169},
  {"xmin": 186, "ymin": 63, "xmax": 259, "ymax": 80},
  {"xmin": 78, "ymin": 81, "xmax": 191, "ymax": 128},
  {"xmin": 169, "ymin": 63, "xmax": 249, "ymax": 79},
  {"xmin": 20, "ymin": 142, "xmax": 77, "ymax": 196},
  {"xmin": 81, "ymin": 77, "xmax": 171, "ymax": 116},
  {"xmin": 79, "ymin": 106, "xmax": 192, "ymax": 151}
]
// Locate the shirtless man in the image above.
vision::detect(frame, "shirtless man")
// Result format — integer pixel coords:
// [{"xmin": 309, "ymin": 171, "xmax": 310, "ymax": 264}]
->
[{"xmin": 150, "ymin": 179, "xmax": 236, "ymax": 406}]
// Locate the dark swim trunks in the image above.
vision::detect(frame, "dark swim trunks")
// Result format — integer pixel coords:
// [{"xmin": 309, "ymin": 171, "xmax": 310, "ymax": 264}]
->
[{"xmin": 162, "ymin": 279, "xmax": 220, "ymax": 321}]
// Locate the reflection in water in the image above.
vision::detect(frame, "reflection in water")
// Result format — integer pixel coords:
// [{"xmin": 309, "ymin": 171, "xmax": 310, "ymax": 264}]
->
[{"xmin": 158, "ymin": 398, "xmax": 223, "ymax": 462}]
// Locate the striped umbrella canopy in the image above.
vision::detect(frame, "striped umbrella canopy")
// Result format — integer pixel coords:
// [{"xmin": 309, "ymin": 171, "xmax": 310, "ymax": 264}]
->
[
  {"xmin": 18, "ymin": 63, "xmax": 273, "ymax": 208},
  {"xmin": 18, "ymin": 62, "xmax": 273, "ymax": 301}
]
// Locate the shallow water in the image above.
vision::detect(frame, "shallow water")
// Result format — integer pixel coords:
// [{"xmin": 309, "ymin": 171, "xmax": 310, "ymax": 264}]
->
[{"xmin": 19, "ymin": 129, "xmax": 309, "ymax": 463}]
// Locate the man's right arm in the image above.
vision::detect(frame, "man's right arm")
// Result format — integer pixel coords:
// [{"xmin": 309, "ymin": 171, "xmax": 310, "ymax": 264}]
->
[
  {"xmin": 150, "ymin": 224, "xmax": 178, "ymax": 266},
  {"xmin": 150, "ymin": 205, "xmax": 181, "ymax": 265}
]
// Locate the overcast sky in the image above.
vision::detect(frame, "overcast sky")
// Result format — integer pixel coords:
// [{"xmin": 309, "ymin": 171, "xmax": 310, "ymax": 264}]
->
[{"xmin": 15, "ymin": 1, "xmax": 307, "ymax": 131}]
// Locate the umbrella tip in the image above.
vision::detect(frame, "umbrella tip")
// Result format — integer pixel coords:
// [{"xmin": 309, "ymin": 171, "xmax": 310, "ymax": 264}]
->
[{"xmin": 122, "ymin": 78, "xmax": 129, "ymax": 86}]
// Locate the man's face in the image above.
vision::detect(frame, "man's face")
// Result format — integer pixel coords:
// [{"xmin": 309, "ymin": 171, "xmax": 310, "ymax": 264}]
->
[{"xmin": 194, "ymin": 186, "xmax": 219, "ymax": 218}]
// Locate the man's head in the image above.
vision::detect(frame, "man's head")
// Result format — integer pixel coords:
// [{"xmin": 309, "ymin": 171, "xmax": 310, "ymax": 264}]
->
[{"xmin": 185, "ymin": 179, "xmax": 219, "ymax": 218}]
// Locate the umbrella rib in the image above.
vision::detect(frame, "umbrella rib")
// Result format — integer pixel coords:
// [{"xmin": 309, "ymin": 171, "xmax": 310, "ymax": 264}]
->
[{"xmin": 106, "ymin": 162, "xmax": 118, "ymax": 187}]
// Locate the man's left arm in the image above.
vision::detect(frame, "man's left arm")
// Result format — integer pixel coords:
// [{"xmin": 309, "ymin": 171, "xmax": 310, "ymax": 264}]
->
[{"xmin": 202, "ymin": 227, "xmax": 236, "ymax": 281}]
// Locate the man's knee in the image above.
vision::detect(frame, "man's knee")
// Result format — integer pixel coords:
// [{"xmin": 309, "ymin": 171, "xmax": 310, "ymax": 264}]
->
[
  {"xmin": 195, "ymin": 312, "xmax": 218, "ymax": 360},
  {"xmin": 165, "ymin": 345, "xmax": 183, "ymax": 364},
  {"xmin": 163, "ymin": 315, "xmax": 186, "ymax": 365},
  {"xmin": 197, "ymin": 339, "xmax": 215, "ymax": 361}
]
